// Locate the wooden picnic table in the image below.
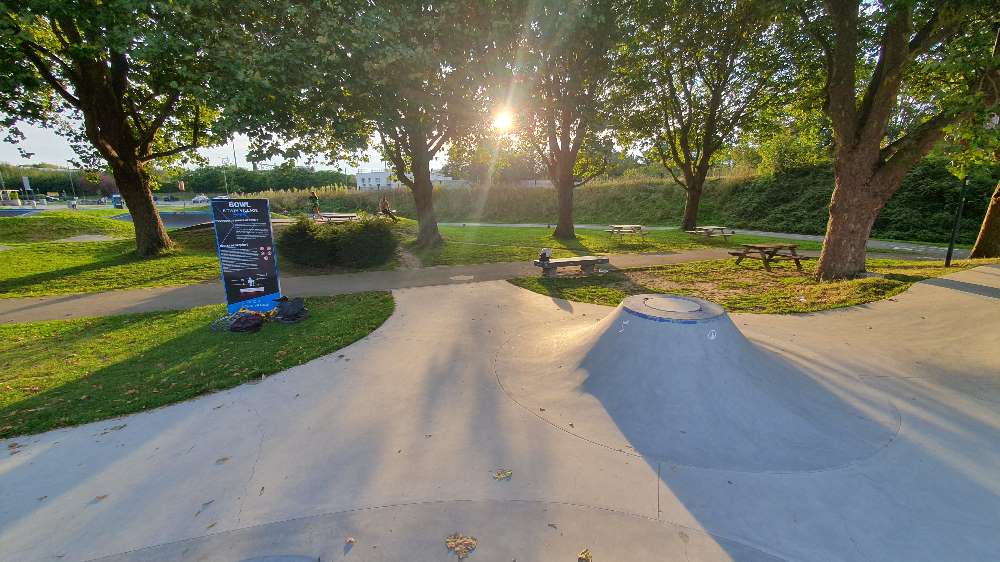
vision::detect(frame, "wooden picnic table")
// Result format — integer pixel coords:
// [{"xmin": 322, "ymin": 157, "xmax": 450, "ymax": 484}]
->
[
  {"xmin": 686, "ymin": 225, "xmax": 734, "ymax": 240},
  {"xmin": 606, "ymin": 224, "xmax": 648, "ymax": 241},
  {"xmin": 730, "ymin": 243, "xmax": 805, "ymax": 272}
]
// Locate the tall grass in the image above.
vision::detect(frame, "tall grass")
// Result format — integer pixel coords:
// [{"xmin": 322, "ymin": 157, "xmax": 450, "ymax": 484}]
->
[
  {"xmin": 235, "ymin": 159, "xmax": 997, "ymax": 244},
  {"xmin": 240, "ymin": 177, "xmax": 733, "ymax": 225}
]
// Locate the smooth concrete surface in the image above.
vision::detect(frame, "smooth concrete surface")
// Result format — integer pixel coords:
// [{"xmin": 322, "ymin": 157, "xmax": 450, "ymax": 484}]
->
[
  {"xmin": 0, "ymin": 249, "xmax": 730, "ymax": 323},
  {"xmin": 496, "ymin": 294, "xmax": 897, "ymax": 471},
  {"xmin": 0, "ymin": 265, "xmax": 998, "ymax": 561}
]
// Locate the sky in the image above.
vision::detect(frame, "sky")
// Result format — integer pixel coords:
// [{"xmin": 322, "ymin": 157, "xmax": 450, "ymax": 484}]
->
[{"xmin": 0, "ymin": 123, "xmax": 446, "ymax": 174}]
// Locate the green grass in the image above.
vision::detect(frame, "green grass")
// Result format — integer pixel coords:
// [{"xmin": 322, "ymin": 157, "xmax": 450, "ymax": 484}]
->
[
  {"xmin": 0, "ymin": 211, "xmax": 134, "ymax": 243},
  {"xmin": 0, "ymin": 228, "xmax": 220, "ymax": 298},
  {"xmin": 508, "ymin": 258, "xmax": 1000, "ymax": 314},
  {"xmin": 0, "ymin": 292, "xmax": 394, "ymax": 438},
  {"xmin": 409, "ymin": 225, "xmax": 822, "ymax": 266}
]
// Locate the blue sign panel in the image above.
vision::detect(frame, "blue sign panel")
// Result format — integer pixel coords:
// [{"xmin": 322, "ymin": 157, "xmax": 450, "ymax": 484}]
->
[{"xmin": 210, "ymin": 199, "xmax": 281, "ymax": 314}]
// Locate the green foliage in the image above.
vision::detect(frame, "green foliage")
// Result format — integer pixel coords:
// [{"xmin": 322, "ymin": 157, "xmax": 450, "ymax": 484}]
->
[
  {"xmin": 720, "ymin": 159, "xmax": 1000, "ymax": 243},
  {"xmin": 0, "ymin": 0, "xmax": 228, "ymax": 167},
  {"xmin": 614, "ymin": 0, "xmax": 790, "ymax": 189},
  {"xmin": 166, "ymin": 165, "xmax": 352, "ymax": 194},
  {"xmin": 0, "ymin": 292, "xmax": 394, "ymax": 437},
  {"xmin": 276, "ymin": 217, "xmax": 398, "ymax": 269},
  {"xmin": 335, "ymin": 219, "xmax": 399, "ymax": 268},
  {"xmin": 275, "ymin": 217, "xmax": 333, "ymax": 266}
]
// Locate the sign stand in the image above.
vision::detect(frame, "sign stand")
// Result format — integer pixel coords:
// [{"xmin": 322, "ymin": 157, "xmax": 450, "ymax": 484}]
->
[{"xmin": 210, "ymin": 199, "xmax": 281, "ymax": 314}]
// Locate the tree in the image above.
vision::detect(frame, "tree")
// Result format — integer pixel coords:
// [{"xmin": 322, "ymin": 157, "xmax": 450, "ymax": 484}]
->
[
  {"xmin": 971, "ymin": 179, "xmax": 1000, "ymax": 257},
  {"xmin": 213, "ymin": 1, "xmax": 511, "ymax": 248},
  {"xmin": 514, "ymin": 0, "xmax": 618, "ymax": 239},
  {"xmin": 615, "ymin": 0, "xmax": 789, "ymax": 230},
  {"xmin": 0, "ymin": 0, "xmax": 224, "ymax": 256},
  {"xmin": 794, "ymin": 1, "xmax": 999, "ymax": 279},
  {"xmin": 363, "ymin": 2, "xmax": 516, "ymax": 247}
]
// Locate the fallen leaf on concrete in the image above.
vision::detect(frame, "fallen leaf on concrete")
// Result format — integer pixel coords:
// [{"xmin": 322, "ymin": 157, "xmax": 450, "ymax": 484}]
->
[
  {"xmin": 215, "ymin": 457, "xmax": 229, "ymax": 465},
  {"xmin": 345, "ymin": 537, "xmax": 356, "ymax": 544},
  {"xmin": 206, "ymin": 522, "xmax": 217, "ymax": 530},
  {"xmin": 94, "ymin": 495, "xmax": 108, "ymax": 502},
  {"xmin": 493, "ymin": 469, "xmax": 513, "ymax": 481},
  {"xmin": 445, "ymin": 533, "xmax": 478, "ymax": 559},
  {"xmin": 578, "ymin": 548, "xmax": 593, "ymax": 561}
]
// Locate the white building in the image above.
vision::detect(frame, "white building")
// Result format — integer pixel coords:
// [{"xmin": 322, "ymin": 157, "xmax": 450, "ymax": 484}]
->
[{"xmin": 355, "ymin": 169, "xmax": 463, "ymax": 190}]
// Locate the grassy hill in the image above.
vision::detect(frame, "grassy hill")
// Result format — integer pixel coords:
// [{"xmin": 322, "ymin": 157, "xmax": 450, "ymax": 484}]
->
[
  {"xmin": 0, "ymin": 212, "xmax": 134, "ymax": 244},
  {"xmin": 278, "ymin": 158, "xmax": 995, "ymax": 245}
]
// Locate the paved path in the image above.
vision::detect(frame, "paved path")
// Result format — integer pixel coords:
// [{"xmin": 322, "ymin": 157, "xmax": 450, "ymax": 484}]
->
[
  {"xmin": 0, "ymin": 265, "xmax": 997, "ymax": 561},
  {"xmin": 441, "ymin": 222, "xmax": 970, "ymax": 258},
  {"xmin": 0, "ymin": 248, "xmax": 732, "ymax": 323}
]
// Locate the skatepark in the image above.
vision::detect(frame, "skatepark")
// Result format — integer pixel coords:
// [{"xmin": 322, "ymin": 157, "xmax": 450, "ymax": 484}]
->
[{"xmin": 1, "ymin": 264, "xmax": 998, "ymax": 561}]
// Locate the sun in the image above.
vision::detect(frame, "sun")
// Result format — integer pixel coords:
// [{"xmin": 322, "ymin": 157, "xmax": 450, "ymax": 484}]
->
[{"xmin": 492, "ymin": 109, "xmax": 514, "ymax": 131}]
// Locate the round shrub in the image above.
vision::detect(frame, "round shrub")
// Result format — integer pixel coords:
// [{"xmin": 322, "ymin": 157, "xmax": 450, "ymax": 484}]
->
[
  {"xmin": 276, "ymin": 217, "xmax": 335, "ymax": 266},
  {"xmin": 276, "ymin": 216, "xmax": 398, "ymax": 268},
  {"xmin": 335, "ymin": 218, "xmax": 399, "ymax": 268}
]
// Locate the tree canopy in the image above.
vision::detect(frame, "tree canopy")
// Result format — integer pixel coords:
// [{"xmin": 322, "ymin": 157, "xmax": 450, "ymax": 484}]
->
[{"xmin": 1, "ymin": 0, "xmax": 227, "ymax": 254}]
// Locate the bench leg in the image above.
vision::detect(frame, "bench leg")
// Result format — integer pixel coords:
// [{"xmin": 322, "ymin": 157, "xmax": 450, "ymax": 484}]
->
[
  {"xmin": 762, "ymin": 257, "xmax": 772, "ymax": 272},
  {"xmin": 793, "ymin": 258, "xmax": 803, "ymax": 272},
  {"xmin": 581, "ymin": 264, "xmax": 596, "ymax": 275},
  {"xmin": 735, "ymin": 255, "xmax": 744, "ymax": 265},
  {"xmin": 542, "ymin": 267, "xmax": 557, "ymax": 277}
]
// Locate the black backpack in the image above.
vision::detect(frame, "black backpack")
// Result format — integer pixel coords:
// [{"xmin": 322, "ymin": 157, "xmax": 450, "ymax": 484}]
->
[
  {"xmin": 275, "ymin": 297, "xmax": 309, "ymax": 323},
  {"xmin": 229, "ymin": 311, "xmax": 265, "ymax": 332}
]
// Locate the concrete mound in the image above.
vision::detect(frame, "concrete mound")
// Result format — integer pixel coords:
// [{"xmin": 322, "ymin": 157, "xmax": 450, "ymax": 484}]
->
[{"xmin": 496, "ymin": 294, "xmax": 898, "ymax": 472}]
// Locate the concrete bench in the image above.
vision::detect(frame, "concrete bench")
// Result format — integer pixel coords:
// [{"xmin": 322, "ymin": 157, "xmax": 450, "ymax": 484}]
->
[
  {"xmin": 533, "ymin": 256, "xmax": 610, "ymax": 277},
  {"xmin": 318, "ymin": 212, "xmax": 358, "ymax": 224}
]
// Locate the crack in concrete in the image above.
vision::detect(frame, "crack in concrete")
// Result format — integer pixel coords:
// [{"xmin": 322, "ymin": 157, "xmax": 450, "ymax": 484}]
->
[{"xmin": 234, "ymin": 401, "xmax": 267, "ymax": 527}]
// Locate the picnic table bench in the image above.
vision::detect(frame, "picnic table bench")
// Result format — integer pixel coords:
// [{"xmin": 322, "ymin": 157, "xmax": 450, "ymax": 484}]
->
[
  {"xmin": 318, "ymin": 212, "xmax": 359, "ymax": 224},
  {"xmin": 730, "ymin": 243, "xmax": 807, "ymax": 272},
  {"xmin": 605, "ymin": 224, "xmax": 648, "ymax": 241},
  {"xmin": 686, "ymin": 225, "xmax": 735, "ymax": 240},
  {"xmin": 533, "ymin": 256, "xmax": 610, "ymax": 277}
]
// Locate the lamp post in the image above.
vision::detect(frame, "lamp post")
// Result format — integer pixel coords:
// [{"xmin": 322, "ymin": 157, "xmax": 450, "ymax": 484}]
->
[{"xmin": 944, "ymin": 175, "xmax": 969, "ymax": 268}]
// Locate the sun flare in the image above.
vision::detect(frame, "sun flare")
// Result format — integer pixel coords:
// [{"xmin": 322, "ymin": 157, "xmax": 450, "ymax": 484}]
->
[{"xmin": 492, "ymin": 109, "xmax": 514, "ymax": 131}]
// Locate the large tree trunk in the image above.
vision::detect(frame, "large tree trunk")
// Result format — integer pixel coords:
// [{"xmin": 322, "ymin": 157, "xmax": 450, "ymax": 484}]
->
[
  {"xmin": 816, "ymin": 160, "xmax": 889, "ymax": 280},
  {"xmin": 970, "ymin": 180, "xmax": 1000, "ymax": 258},
  {"xmin": 553, "ymin": 160, "xmax": 576, "ymax": 239},
  {"xmin": 409, "ymin": 155, "xmax": 443, "ymax": 248},
  {"xmin": 680, "ymin": 176, "xmax": 706, "ymax": 231},
  {"xmin": 111, "ymin": 159, "xmax": 173, "ymax": 257},
  {"xmin": 553, "ymin": 179, "xmax": 575, "ymax": 239}
]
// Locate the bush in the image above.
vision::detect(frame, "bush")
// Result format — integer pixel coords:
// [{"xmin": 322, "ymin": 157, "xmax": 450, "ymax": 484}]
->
[
  {"xmin": 276, "ymin": 216, "xmax": 398, "ymax": 268},
  {"xmin": 336, "ymin": 219, "xmax": 399, "ymax": 268},
  {"xmin": 276, "ymin": 218, "xmax": 335, "ymax": 266}
]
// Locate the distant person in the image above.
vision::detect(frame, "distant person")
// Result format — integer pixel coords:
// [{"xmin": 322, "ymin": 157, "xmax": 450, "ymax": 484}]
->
[
  {"xmin": 309, "ymin": 190, "xmax": 321, "ymax": 218},
  {"xmin": 379, "ymin": 195, "xmax": 398, "ymax": 222}
]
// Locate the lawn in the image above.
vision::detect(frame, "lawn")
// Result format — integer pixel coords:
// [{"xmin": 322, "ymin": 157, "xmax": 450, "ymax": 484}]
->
[
  {"xmin": 409, "ymin": 225, "xmax": 824, "ymax": 266},
  {"xmin": 0, "ymin": 292, "xmax": 394, "ymax": 437},
  {"xmin": 0, "ymin": 228, "xmax": 220, "ymax": 298},
  {"xmin": 509, "ymin": 258, "xmax": 1000, "ymax": 314},
  {"xmin": 0, "ymin": 211, "xmax": 134, "ymax": 243}
]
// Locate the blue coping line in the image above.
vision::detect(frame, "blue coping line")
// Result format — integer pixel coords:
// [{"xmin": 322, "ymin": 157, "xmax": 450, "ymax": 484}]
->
[{"xmin": 621, "ymin": 305, "xmax": 722, "ymax": 324}]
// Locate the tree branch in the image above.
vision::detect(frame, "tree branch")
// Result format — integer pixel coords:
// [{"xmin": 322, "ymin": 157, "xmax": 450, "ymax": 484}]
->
[
  {"xmin": 20, "ymin": 46, "xmax": 82, "ymax": 108},
  {"xmin": 140, "ymin": 105, "xmax": 200, "ymax": 162}
]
